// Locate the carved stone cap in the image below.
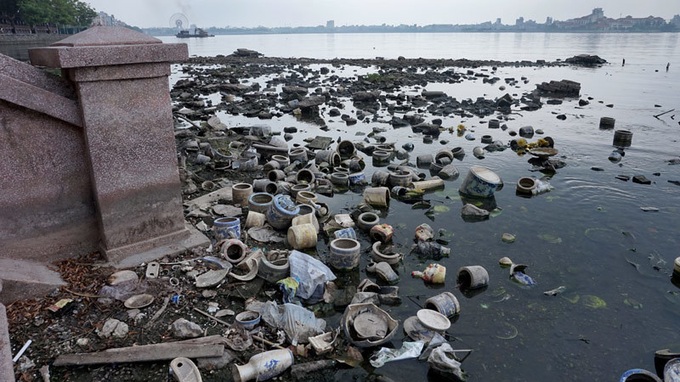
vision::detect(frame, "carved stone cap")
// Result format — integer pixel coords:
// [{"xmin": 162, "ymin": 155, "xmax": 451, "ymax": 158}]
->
[{"xmin": 29, "ymin": 26, "xmax": 187, "ymax": 69}]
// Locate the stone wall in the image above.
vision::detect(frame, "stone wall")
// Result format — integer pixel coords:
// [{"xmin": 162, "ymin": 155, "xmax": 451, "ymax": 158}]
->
[{"xmin": 0, "ymin": 54, "xmax": 99, "ymax": 262}]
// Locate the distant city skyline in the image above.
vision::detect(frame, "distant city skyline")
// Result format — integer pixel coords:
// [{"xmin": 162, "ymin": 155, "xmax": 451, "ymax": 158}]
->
[{"xmin": 85, "ymin": 0, "xmax": 679, "ymax": 29}]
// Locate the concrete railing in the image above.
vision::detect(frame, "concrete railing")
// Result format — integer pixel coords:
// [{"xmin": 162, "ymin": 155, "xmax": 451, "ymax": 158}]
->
[{"xmin": 0, "ymin": 26, "xmax": 207, "ymax": 304}]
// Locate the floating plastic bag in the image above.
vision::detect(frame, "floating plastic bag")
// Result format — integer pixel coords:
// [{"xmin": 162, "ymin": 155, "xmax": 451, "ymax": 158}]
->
[
  {"xmin": 533, "ymin": 178, "xmax": 553, "ymax": 195},
  {"xmin": 369, "ymin": 341, "xmax": 425, "ymax": 368},
  {"xmin": 289, "ymin": 250, "xmax": 336, "ymax": 304},
  {"xmin": 427, "ymin": 343, "xmax": 467, "ymax": 381},
  {"xmin": 277, "ymin": 277, "xmax": 300, "ymax": 304}
]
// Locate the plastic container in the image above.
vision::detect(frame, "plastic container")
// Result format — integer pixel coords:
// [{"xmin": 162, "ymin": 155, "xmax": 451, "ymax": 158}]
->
[
  {"xmin": 232, "ymin": 349, "xmax": 294, "ymax": 382},
  {"xmin": 213, "ymin": 217, "xmax": 241, "ymax": 241},
  {"xmin": 329, "ymin": 238, "xmax": 362, "ymax": 270}
]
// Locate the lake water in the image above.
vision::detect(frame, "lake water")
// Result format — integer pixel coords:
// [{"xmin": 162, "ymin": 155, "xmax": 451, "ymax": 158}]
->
[{"xmin": 166, "ymin": 33, "xmax": 680, "ymax": 381}]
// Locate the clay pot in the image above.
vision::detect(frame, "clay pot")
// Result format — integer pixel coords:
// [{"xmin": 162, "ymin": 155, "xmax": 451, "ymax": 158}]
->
[
  {"xmin": 296, "ymin": 190, "xmax": 317, "ymax": 206},
  {"xmin": 371, "ymin": 241, "xmax": 401, "ymax": 265},
  {"xmin": 244, "ymin": 211, "xmax": 266, "ymax": 228},
  {"xmin": 221, "ymin": 239, "xmax": 248, "ymax": 264},
  {"xmin": 416, "ymin": 154, "xmax": 434, "ymax": 168},
  {"xmin": 412, "ymin": 177, "xmax": 445, "ymax": 191},
  {"xmin": 369, "ymin": 224, "xmax": 394, "ymax": 243},
  {"xmin": 356, "ymin": 212, "xmax": 379, "ymax": 232},
  {"xmin": 330, "ymin": 172, "xmax": 349, "ymax": 186},
  {"xmin": 424, "ymin": 291, "xmax": 461, "ymax": 318},
  {"xmin": 213, "ymin": 217, "xmax": 241, "ymax": 241},
  {"xmin": 271, "ymin": 154, "xmax": 290, "ymax": 168},
  {"xmin": 296, "ymin": 169, "xmax": 315, "ymax": 185},
  {"xmin": 341, "ymin": 303, "xmax": 398, "ymax": 348},
  {"xmin": 266, "ymin": 194, "xmax": 300, "ymax": 231},
  {"xmin": 288, "ymin": 147, "xmax": 308, "ymax": 163},
  {"xmin": 457, "ymin": 265, "xmax": 489, "ymax": 290},
  {"xmin": 516, "ymin": 177, "xmax": 537, "ymax": 195},
  {"xmin": 315, "ymin": 150, "xmax": 341, "ymax": 167},
  {"xmin": 290, "ymin": 183, "xmax": 311, "ymax": 199},
  {"xmin": 253, "ymin": 179, "xmax": 278, "ymax": 194},
  {"xmin": 287, "ymin": 223, "xmax": 318, "ymax": 250},
  {"xmin": 363, "ymin": 187, "xmax": 390, "ymax": 208},
  {"xmin": 459, "ymin": 166, "xmax": 504, "ymax": 198},
  {"xmin": 232, "ymin": 349, "xmax": 294, "ymax": 382},
  {"xmin": 329, "ymin": 238, "xmax": 361, "ymax": 270},
  {"xmin": 232, "ymin": 183, "xmax": 253, "ymax": 207},
  {"xmin": 388, "ymin": 170, "xmax": 412, "ymax": 187},
  {"xmin": 371, "ymin": 170, "xmax": 391, "ymax": 186},
  {"xmin": 248, "ymin": 192, "xmax": 274, "ymax": 214},
  {"xmin": 291, "ymin": 211, "xmax": 319, "ymax": 234},
  {"xmin": 337, "ymin": 140, "xmax": 356, "ymax": 159}
]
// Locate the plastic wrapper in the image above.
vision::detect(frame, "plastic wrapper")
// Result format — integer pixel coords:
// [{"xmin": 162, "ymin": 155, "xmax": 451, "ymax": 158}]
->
[
  {"xmin": 289, "ymin": 250, "xmax": 336, "ymax": 304},
  {"xmin": 277, "ymin": 277, "xmax": 300, "ymax": 303},
  {"xmin": 369, "ymin": 341, "xmax": 425, "ymax": 368}
]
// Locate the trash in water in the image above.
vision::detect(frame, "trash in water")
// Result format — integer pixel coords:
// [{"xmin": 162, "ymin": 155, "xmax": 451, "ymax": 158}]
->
[
  {"xmin": 543, "ymin": 286, "xmax": 566, "ymax": 296},
  {"xmin": 413, "ymin": 241, "xmax": 451, "ymax": 260},
  {"xmin": 341, "ymin": 303, "xmax": 399, "ymax": 348},
  {"xmin": 369, "ymin": 341, "xmax": 426, "ymax": 368},
  {"xmin": 412, "ymin": 263, "xmax": 447, "ymax": 284},
  {"xmin": 427, "ymin": 343, "xmax": 468, "ymax": 381}
]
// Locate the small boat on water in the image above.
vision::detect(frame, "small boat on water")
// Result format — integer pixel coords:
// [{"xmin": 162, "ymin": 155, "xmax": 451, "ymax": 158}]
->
[{"xmin": 176, "ymin": 28, "xmax": 214, "ymax": 38}]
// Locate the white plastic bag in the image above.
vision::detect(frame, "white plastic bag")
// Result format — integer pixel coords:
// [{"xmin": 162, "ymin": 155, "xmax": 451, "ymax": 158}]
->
[
  {"xmin": 289, "ymin": 250, "xmax": 336, "ymax": 303},
  {"xmin": 369, "ymin": 341, "xmax": 425, "ymax": 368}
]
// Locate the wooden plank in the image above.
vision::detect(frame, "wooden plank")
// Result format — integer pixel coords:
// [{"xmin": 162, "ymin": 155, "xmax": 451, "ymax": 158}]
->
[{"xmin": 53, "ymin": 336, "xmax": 225, "ymax": 366}]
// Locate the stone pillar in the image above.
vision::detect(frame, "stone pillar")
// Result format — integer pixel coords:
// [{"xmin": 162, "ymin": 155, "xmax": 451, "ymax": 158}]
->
[{"xmin": 29, "ymin": 27, "xmax": 200, "ymax": 264}]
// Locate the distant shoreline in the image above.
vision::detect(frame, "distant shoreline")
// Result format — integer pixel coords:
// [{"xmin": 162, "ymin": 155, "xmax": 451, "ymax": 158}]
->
[{"xmin": 150, "ymin": 30, "xmax": 679, "ymax": 37}]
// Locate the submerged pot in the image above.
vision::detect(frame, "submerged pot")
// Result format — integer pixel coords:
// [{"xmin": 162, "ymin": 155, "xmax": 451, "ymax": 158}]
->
[{"xmin": 329, "ymin": 238, "xmax": 361, "ymax": 270}]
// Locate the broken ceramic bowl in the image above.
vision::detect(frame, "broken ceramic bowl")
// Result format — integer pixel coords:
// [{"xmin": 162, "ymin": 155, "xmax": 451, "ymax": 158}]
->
[
  {"xmin": 123, "ymin": 294, "xmax": 154, "ymax": 309},
  {"xmin": 341, "ymin": 303, "xmax": 398, "ymax": 348}
]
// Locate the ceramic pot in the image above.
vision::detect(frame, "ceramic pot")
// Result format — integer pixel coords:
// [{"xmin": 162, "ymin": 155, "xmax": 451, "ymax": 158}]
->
[
  {"xmin": 266, "ymin": 194, "xmax": 300, "ymax": 230},
  {"xmin": 288, "ymin": 147, "xmax": 308, "ymax": 163},
  {"xmin": 221, "ymin": 239, "xmax": 248, "ymax": 264},
  {"xmin": 290, "ymin": 183, "xmax": 311, "ymax": 199},
  {"xmin": 258, "ymin": 251, "xmax": 289, "ymax": 283},
  {"xmin": 287, "ymin": 223, "xmax": 318, "ymax": 250},
  {"xmin": 424, "ymin": 291, "xmax": 461, "ymax": 317},
  {"xmin": 232, "ymin": 183, "xmax": 253, "ymax": 207},
  {"xmin": 330, "ymin": 172, "xmax": 349, "ymax": 186},
  {"xmin": 371, "ymin": 170, "xmax": 391, "ymax": 186},
  {"xmin": 613, "ymin": 129, "xmax": 633, "ymax": 148},
  {"xmin": 457, "ymin": 265, "xmax": 489, "ymax": 290},
  {"xmin": 388, "ymin": 170, "xmax": 412, "ymax": 187},
  {"xmin": 329, "ymin": 238, "xmax": 361, "ymax": 270},
  {"xmin": 334, "ymin": 227, "xmax": 357, "ymax": 240},
  {"xmin": 291, "ymin": 211, "xmax": 319, "ymax": 234},
  {"xmin": 516, "ymin": 177, "xmax": 537, "ymax": 195},
  {"xmin": 363, "ymin": 187, "xmax": 390, "ymax": 208},
  {"xmin": 295, "ymin": 190, "xmax": 317, "ymax": 206},
  {"xmin": 356, "ymin": 212, "xmax": 379, "ymax": 232},
  {"xmin": 245, "ymin": 211, "xmax": 266, "ymax": 228},
  {"xmin": 213, "ymin": 217, "xmax": 241, "ymax": 241},
  {"xmin": 371, "ymin": 241, "xmax": 401, "ymax": 265},
  {"xmin": 253, "ymin": 179, "xmax": 278, "ymax": 194},
  {"xmin": 296, "ymin": 169, "xmax": 315, "ymax": 185},
  {"xmin": 369, "ymin": 224, "xmax": 394, "ymax": 243},
  {"xmin": 315, "ymin": 150, "xmax": 341, "ymax": 167},
  {"xmin": 599, "ymin": 117, "xmax": 615, "ymax": 129},
  {"xmin": 417, "ymin": 154, "xmax": 434, "ymax": 168},
  {"xmin": 337, "ymin": 140, "xmax": 356, "ymax": 159},
  {"xmin": 248, "ymin": 192, "xmax": 274, "ymax": 214},
  {"xmin": 459, "ymin": 166, "xmax": 504, "ymax": 198},
  {"xmin": 412, "ymin": 177, "xmax": 445, "ymax": 191},
  {"xmin": 232, "ymin": 349, "xmax": 294, "ymax": 382}
]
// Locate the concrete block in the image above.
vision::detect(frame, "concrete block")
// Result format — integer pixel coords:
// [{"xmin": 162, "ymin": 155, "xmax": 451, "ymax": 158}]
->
[{"xmin": 0, "ymin": 259, "xmax": 65, "ymax": 305}]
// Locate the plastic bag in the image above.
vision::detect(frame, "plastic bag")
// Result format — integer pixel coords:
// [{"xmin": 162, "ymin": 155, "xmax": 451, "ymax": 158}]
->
[
  {"xmin": 428, "ymin": 343, "xmax": 467, "ymax": 381},
  {"xmin": 289, "ymin": 250, "xmax": 336, "ymax": 304},
  {"xmin": 260, "ymin": 301, "xmax": 325, "ymax": 345},
  {"xmin": 369, "ymin": 341, "xmax": 425, "ymax": 368},
  {"xmin": 533, "ymin": 178, "xmax": 554, "ymax": 195}
]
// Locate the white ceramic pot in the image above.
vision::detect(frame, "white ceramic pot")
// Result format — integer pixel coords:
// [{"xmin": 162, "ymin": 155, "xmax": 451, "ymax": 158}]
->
[{"xmin": 459, "ymin": 166, "xmax": 503, "ymax": 198}]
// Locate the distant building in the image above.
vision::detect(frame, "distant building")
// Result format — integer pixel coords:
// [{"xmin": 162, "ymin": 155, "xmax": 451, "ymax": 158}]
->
[
  {"xmin": 515, "ymin": 17, "xmax": 524, "ymax": 26},
  {"xmin": 590, "ymin": 8, "xmax": 605, "ymax": 23},
  {"xmin": 545, "ymin": 17, "xmax": 553, "ymax": 25},
  {"xmin": 326, "ymin": 20, "xmax": 334, "ymax": 28},
  {"xmin": 672, "ymin": 15, "xmax": 680, "ymax": 26}
]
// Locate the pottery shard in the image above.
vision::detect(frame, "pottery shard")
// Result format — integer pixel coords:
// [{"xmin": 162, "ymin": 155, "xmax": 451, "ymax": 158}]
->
[
  {"xmin": 195, "ymin": 269, "xmax": 229, "ymax": 288},
  {"xmin": 461, "ymin": 204, "xmax": 490, "ymax": 219},
  {"xmin": 171, "ymin": 318, "xmax": 203, "ymax": 339}
]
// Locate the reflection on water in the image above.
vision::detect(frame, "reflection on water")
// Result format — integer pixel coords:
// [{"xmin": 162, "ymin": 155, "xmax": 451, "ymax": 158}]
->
[{"xmin": 34, "ymin": 31, "xmax": 671, "ymax": 380}]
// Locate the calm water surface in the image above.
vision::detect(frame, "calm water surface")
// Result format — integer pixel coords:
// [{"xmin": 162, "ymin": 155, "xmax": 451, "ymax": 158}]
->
[{"xmin": 168, "ymin": 33, "xmax": 680, "ymax": 381}]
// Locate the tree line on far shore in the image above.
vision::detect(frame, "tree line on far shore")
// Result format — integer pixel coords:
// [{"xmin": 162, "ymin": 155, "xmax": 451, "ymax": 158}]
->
[{"xmin": 1, "ymin": 0, "xmax": 96, "ymax": 28}]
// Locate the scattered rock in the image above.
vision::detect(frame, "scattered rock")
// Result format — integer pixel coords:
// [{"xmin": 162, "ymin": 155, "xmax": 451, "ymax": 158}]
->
[
  {"xmin": 170, "ymin": 318, "xmax": 203, "ymax": 339},
  {"xmin": 97, "ymin": 318, "xmax": 129, "ymax": 339}
]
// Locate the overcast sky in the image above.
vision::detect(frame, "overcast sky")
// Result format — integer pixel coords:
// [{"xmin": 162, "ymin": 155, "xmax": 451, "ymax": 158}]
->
[{"xmin": 85, "ymin": 0, "xmax": 680, "ymax": 29}]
